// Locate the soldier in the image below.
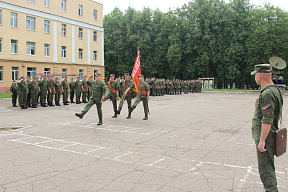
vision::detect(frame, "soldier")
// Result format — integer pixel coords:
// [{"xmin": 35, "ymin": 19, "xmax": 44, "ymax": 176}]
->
[
  {"xmin": 251, "ymin": 64, "xmax": 283, "ymax": 192},
  {"xmin": 25, "ymin": 76, "xmax": 31, "ymax": 107},
  {"xmin": 103, "ymin": 74, "xmax": 119, "ymax": 118},
  {"xmin": 129, "ymin": 74, "xmax": 150, "ymax": 120},
  {"xmin": 75, "ymin": 77, "xmax": 82, "ymax": 104},
  {"xmin": 116, "ymin": 73, "xmax": 135, "ymax": 119},
  {"xmin": 118, "ymin": 77, "xmax": 125, "ymax": 99},
  {"xmin": 82, "ymin": 76, "xmax": 88, "ymax": 103},
  {"xmin": 61, "ymin": 75, "xmax": 69, "ymax": 105},
  {"xmin": 47, "ymin": 75, "xmax": 55, "ymax": 106},
  {"xmin": 38, "ymin": 76, "xmax": 48, "ymax": 107},
  {"xmin": 87, "ymin": 82, "xmax": 92, "ymax": 101},
  {"xmin": 151, "ymin": 78, "xmax": 156, "ymax": 96},
  {"xmin": 10, "ymin": 80, "xmax": 18, "ymax": 107},
  {"xmin": 28, "ymin": 77, "xmax": 39, "ymax": 108},
  {"xmin": 75, "ymin": 73, "xmax": 106, "ymax": 125},
  {"xmin": 69, "ymin": 78, "xmax": 76, "ymax": 103},
  {"xmin": 17, "ymin": 77, "xmax": 28, "ymax": 109},
  {"xmin": 54, "ymin": 77, "xmax": 62, "ymax": 106}
]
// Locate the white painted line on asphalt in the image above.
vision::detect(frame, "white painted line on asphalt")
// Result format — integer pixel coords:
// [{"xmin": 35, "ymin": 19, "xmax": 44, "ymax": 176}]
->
[
  {"xmin": 235, "ymin": 166, "xmax": 252, "ymax": 192},
  {"xmin": 189, "ymin": 161, "xmax": 203, "ymax": 172},
  {"xmin": 84, "ymin": 147, "xmax": 105, "ymax": 154},
  {"xmin": 59, "ymin": 143, "xmax": 78, "ymax": 149},
  {"xmin": 34, "ymin": 139, "xmax": 54, "ymax": 145},
  {"xmin": 148, "ymin": 158, "xmax": 166, "ymax": 166},
  {"xmin": 114, "ymin": 152, "xmax": 133, "ymax": 160}
]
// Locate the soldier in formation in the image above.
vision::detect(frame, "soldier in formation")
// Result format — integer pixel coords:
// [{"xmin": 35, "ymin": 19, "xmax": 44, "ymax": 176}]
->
[{"xmin": 10, "ymin": 80, "xmax": 18, "ymax": 107}]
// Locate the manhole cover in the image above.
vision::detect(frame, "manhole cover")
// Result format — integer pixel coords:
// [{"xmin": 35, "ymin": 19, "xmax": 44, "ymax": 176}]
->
[{"xmin": 0, "ymin": 126, "xmax": 23, "ymax": 131}]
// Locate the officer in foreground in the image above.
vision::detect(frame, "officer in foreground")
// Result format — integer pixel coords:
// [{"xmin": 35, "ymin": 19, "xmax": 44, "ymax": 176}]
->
[
  {"xmin": 75, "ymin": 73, "xmax": 105, "ymax": 125},
  {"xmin": 251, "ymin": 64, "xmax": 283, "ymax": 192},
  {"xmin": 129, "ymin": 74, "xmax": 150, "ymax": 120}
]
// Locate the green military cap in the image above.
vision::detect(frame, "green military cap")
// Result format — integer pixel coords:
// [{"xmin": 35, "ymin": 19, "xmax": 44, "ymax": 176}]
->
[
  {"xmin": 20, "ymin": 76, "xmax": 24, "ymax": 79},
  {"xmin": 124, "ymin": 73, "xmax": 130, "ymax": 76},
  {"xmin": 26, "ymin": 76, "xmax": 30, "ymax": 78},
  {"xmin": 55, "ymin": 77, "xmax": 59, "ymax": 80},
  {"xmin": 138, "ymin": 74, "xmax": 144, "ymax": 78},
  {"xmin": 95, "ymin": 73, "xmax": 101, "ymax": 76},
  {"xmin": 110, "ymin": 74, "xmax": 115, "ymax": 77},
  {"xmin": 77, "ymin": 76, "xmax": 80, "ymax": 79},
  {"xmin": 12, "ymin": 80, "xmax": 16, "ymax": 82},
  {"xmin": 251, "ymin": 64, "xmax": 272, "ymax": 75}
]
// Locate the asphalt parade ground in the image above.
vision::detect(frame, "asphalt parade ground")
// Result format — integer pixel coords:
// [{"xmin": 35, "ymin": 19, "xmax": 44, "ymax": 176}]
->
[{"xmin": 0, "ymin": 92, "xmax": 288, "ymax": 192}]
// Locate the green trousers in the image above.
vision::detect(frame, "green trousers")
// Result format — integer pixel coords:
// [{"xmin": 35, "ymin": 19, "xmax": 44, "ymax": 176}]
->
[
  {"xmin": 118, "ymin": 93, "xmax": 133, "ymax": 109},
  {"xmin": 30, "ymin": 93, "xmax": 37, "ymax": 105},
  {"xmin": 76, "ymin": 91, "xmax": 81, "ymax": 102},
  {"xmin": 55, "ymin": 91, "xmax": 61, "ymax": 104},
  {"xmin": 82, "ymin": 98, "xmax": 102, "ymax": 120},
  {"xmin": 48, "ymin": 91, "xmax": 54, "ymax": 103},
  {"xmin": 19, "ymin": 92, "xmax": 27, "ymax": 106},
  {"xmin": 11, "ymin": 92, "xmax": 17, "ymax": 106},
  {"xmin": 132, "ymin": 96, "xmax": 149, "ymax": 115},
  {"xmin": 63, "ymin": 89, "xmax": 68, "ymax": 103},
  {"xmin": 104, "ymin": 93, "xmax": 117, "ymax": 112},
  {"xmin": 82, "ymin": 90, "xmax": 87, "ymax": 102},
  {"xmin": 255, "ymin": 135, "xmax": 278, "ymax": 192},
  {"xmin": 40, "ymin": 91, "xmax": 47, "ymax": 105}
]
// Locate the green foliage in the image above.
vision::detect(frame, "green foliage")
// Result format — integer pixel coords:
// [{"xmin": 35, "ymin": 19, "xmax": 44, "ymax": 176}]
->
[{"xmin": 104, "ymin": 0, "xmax": 288, "ymax": 88}]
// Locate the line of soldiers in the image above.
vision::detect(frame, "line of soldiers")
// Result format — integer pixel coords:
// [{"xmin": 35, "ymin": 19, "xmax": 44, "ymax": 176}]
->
[{"xmin": 10, "ymin": 75, "xmax": 94, "ymax": 109}]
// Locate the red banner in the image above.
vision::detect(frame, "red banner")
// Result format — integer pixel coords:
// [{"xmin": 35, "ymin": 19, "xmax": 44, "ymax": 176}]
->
[{"xmin": 132, "ymin": 54, "xmax": 141, "ymax": 94}]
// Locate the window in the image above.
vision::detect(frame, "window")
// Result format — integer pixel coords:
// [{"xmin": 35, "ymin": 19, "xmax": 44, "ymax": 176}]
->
[
  {"xmin": 44, "ymin": 20, "xmax": 50, "ymax": 33},
  {"xmin": 26, "ymin": 41, "xmax": 36, "ymax": 55},
  {"xmin": 44, "ymin": 44, "xmax": 50, "ymax": 57},
  {"xmin": 78, "ymin": 28, "xmax": 83, "ymax": 39},
  {"xmin": 79, "ymin": 5, "xmax": 83, "ymax": 16},
  {"xmin": 44, "ymin": 68, "xmax": 50, "ymax": 77},
  {"xmin": 26, "ymin": 16, "xmax": 35, "ymax": 30},
  {"xmin": 79, "ymin": 69, "xmax": 83, "ymax": 80},
  {"xmin": 11, "ymin": 13, "xmax": 17, "ymax": 28},
  {"xmin": 61, "ymin": 46, "xmax": 66, "ymax": 58},
  {"xmin": 0, "ymin": 10, "xmax": 2, "ymax": 25},
  {"xmin": 93, "ymin": 9, "xmax": 97, "ymax": 20},
  {"xmin": 27, "ymin": 67, "xmax": 36, "ymax": 79},
  {"xmin": 62, "ymin": 68, "xmax": 67, "ymax": 74},
  {"xmin": 0, "ymin": 38, "xmax": 2, "ymax": 53},
  {"xmin": 93, "ymin": 51, "xmax": 97, "ymax": 61},
  {"xmin": 11, "ymin": 40, "xmax": 18, "ymax": 54},
  {"xmin": 12, "ymin": 67, "xmax": 18, "ymax": 81},
  {"xmin": 79, "ymin": 48, "xmax": 83, "ymax": 60},
  {"xmin": 26, "ymin": 0, "xmax": 35, "ymax": 3},
  {"xmin": 61, "ymin": 24, "xmax": 66, "ymax": 36},
  {"xmin": 93, "ymin": 31, "xmax": 97, "ymax": 42},
  {"xmin": 0, "ymin": 66, "xmax": 3, "ymax": 81},
  {"xmin": 44, "ymin": 0, "xmax": 50, "ymax": 8},
  {"xmin": 61, "ymin": 0, "xmax": 66, "ymax": 12}
]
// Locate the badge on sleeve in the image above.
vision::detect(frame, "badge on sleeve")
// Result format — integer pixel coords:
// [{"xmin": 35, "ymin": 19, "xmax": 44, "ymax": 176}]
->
[{"xmin": 263, "ymin": 104, "xmax": 273, "ymax": 118}]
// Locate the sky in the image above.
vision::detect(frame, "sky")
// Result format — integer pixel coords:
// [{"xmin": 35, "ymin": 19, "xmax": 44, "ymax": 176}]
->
[{"xmin": 95, "ymin": 0, "xmax": 288, "ymax": 16}]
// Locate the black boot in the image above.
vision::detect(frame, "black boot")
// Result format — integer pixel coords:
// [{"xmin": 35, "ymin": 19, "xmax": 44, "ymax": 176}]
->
[
  {"xmin": 116, "ymin": 108, "xmax": 121, "ymax": 115},
  {"xmin": 23, "ymin": 105, "xmax": 27, "ymax": 109},
  {"xmin": 143, "ymin": 114, "xmax": 148, "ymax": 120},
  {"xmin": 129, "ymin": 106, "xmax": 136, "ymax": 113},
  {"xmin": 13, "ymin": 104, "xmax": 17, "ymax": 107},
  {"xmin": 112, "ymin": 112, "xmax": 117, "ymax": 118},
  {"xmin": 126, "ymin": 112, "xmax": 131, "ymax": 119},
  {"xmin": 64, "ymin": 102, "xmax": 69, "ymax": 105},
  {"xmin": 32, "ymin": 105, "xmax": 37, "ymax": 108},
  {"xmin": 75, "ymin": 112, "xmax": 85, "ymax": 119},
  {"xmin": 50, "ymin": 102, "xmax": 55, "ymax": 106},
  {"xmin": 21, "ymin": 105, "xmax": 24, "ymax": 109},
  {"xmin": 97, "ymin": 120, "xmax": 103, "ymax": 125}
]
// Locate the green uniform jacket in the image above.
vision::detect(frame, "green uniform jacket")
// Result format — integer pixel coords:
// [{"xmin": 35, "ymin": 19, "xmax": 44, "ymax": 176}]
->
[
  {"xmin": 86, "ymin": 80, "xmax": 105, "ymax": 99},
  {"xmin": 124, "ymin": 79, "xmax": 135, "ymax": 93},
  {"xmin": 28, "ymin": 82, "xmax": 39, "ymax": 94},
  {"xmin": 61, "ymin": 80, "xmax": 69, "ymax": 90},
  {"xmin": 69, "ymin": 82, "xmax": 76, "ymax": 92},
  {"xmin": 82, "ymin": 80, "xmax": 88, "ymax": 91},
  {"xmin": 252, "ymin": 85, "xmax": 283, "ymax": 141},
  {"xmin": 10, "ymin": 84, "xmax": 18, "ymax": 93},
  {"xmin": 38, "ymin": 80, "xmax": 48, "ymax": 92},
  {"xmin": 138, "ymin": 81, "xmax": 150, "ymax": 98},
  {"xmin": 47, "ymin": 80, "xmax": 55, "ymax": 92},
  {"xmin": 55, "ymin": 82, "xmax": 61, "ymax": 92},
  {"xmin": 75, "ymin": 81, "xmax": 82, "ymax": 92},
  {"xmin": 17, "ymin": 81, "xmax": 28, "ymax": 92},
  {"xmin": 107, "ymin": 81, "xmax": 119, "ymax": 94}
]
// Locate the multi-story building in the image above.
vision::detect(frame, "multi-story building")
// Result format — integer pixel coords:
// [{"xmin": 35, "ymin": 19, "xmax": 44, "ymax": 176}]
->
[{"xmin": 0, "ymin": 0, "xmax": 104, "ymax": 92}]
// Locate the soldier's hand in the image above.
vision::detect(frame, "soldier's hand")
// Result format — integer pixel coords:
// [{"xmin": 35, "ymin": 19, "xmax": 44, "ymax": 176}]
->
[
  {"xmin": 100, "ymin": 100, "xmax": 104, "ymax": 104},
  {"xmin": 258, "ymin": 141, "xmax": 267, "ymax": 152},
  {"xmin": 124, "ymin": 92, "xmax": 127, "ymax": 96}
]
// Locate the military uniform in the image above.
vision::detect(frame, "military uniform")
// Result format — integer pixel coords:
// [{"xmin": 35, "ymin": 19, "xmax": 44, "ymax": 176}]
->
[
  {"xmin": 69, "ymin": 79, "xmax": 76, "ymax": 103},
  {"xmin": 28, "ymin": 79, "xmax": 39, "ymax": 108},
  {"xmin": 38, "ymin": 78, "xmax": 48, "ymax": 107},
  {"xmin": 130, "ymin": 74, "xmax": 150, "ymax": 120},
  {"xmin": 75, "ymin": 73, "xmax": 106, "ymax": 125},
  {"xmin": 104, "ymin": 75, "xmax": 119, "ymax": 117},
  {"xmin": 47, "ymin": 77, "xmax": 55, "ymax": 106},
  {"xmin": 10, "ymin": 81, "xmax": 18, "ymax": 107},
  {"xmin": 75, "ymin": 78, "xmax": 82, "ymax": 104},
  {"xmin": 251, "ymin": 64, "xmax": 283, "ymax": 192},
  {"xmin": 54, "ymin": 78, "xmax": 62, "ymax": 106},
  {"xmin": 61, "ymin": 77, "xmax": 69, "ymax": 105},
  {"xmin": 17, "ymin": 79, "xmax": 28, "ymax": 109},
  {"xmin": 82, "ymin": 77, "xmax": 88, "ymax": 103},
  {"xmin": 25, "ymin": 77, "xmax": 31, "ymax": 107}
]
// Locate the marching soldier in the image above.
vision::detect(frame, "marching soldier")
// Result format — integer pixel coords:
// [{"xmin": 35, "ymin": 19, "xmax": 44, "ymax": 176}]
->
[
  {"xmin": 116, "ymin": 73, "xmax": 135, "ymax": 119},
  {"xmin": 28, "ymin": 77, "xmax": 39, "ymax": 108},
  {"xmin": 103, "ymin": 74, "xmax": 119, "ymax": 118},
  {"xmin": 61, "ymin": 75, "xmax": 69, "ymax": 105},
  {"xmin": 129, "ymin": 74, "xmax": 150, "ymax": 120},
  {"xmin": 10, "ymin": 80, "xmax": 18, "ymax": 107},
  {"xmin": 69, "ymin": 78, "xmax": 76, "ymax": 103},
  {"xmin": 54, "ymin": 77, "xmax": 62, "ymax": 106},
  {"xmin": 75, "ymin": 73, "xmax": 106, "ymax": 125},
  {"xmin": 17, "ymin": 77, "xmax": 28, "ymax": 109},
  {"xmin": 38, "ymin": 76, "xmax": 48, "ymax": 107},
  {"xmin": 82, "ymin": 76, "xmax": 88, "ymax": 103},
  {"xmin": 75, "ymin": 77, "xmax": 82, "ymax": 104}
]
